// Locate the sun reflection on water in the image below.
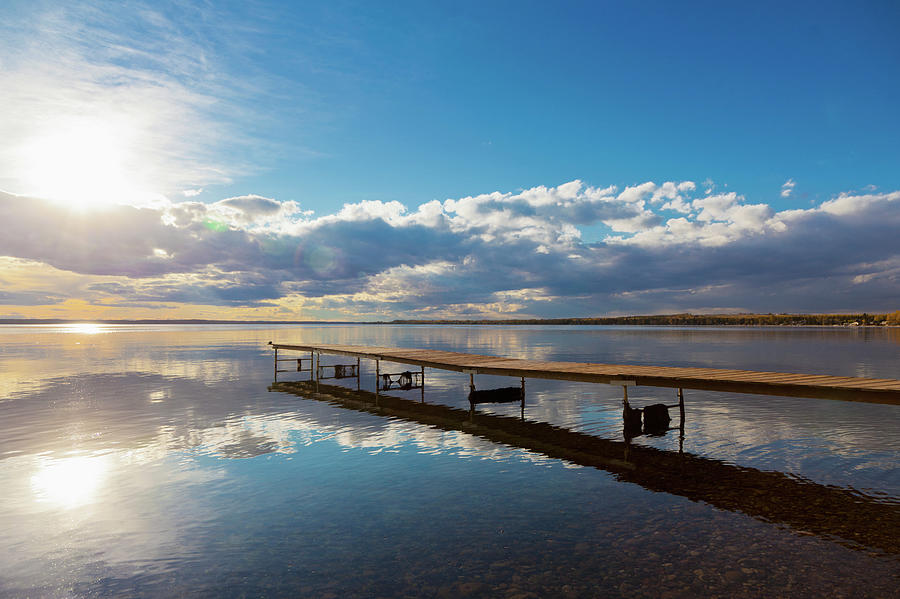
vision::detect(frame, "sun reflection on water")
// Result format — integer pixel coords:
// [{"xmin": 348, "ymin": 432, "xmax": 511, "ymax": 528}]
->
[
  {"xmin": 61, "ymin": 323, "xmax": 108, "ymax": 335},
  {"xmin": 30, "ymin": 455, "xmax": 110, "ymax": 509}
]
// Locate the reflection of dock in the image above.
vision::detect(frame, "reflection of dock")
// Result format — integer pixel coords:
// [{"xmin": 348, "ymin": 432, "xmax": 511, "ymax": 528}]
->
[
  {"xmin": 270, "ymin": 380, "xmax": 900, "ymax": 557},
  {"xmin": 269, "ymin": 342, "xmax": 900, "ymax": 404}
]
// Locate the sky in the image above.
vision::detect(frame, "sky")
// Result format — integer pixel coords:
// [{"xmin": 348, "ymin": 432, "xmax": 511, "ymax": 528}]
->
[{"xmin": 0, "ymin": 0, "xmax": 898, "ymax": 321}]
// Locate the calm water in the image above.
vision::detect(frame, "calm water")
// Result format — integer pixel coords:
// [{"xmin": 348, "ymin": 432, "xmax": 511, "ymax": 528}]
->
[{"xmin": 0, "ymin": 324, "xmax": 898, "ymax": 598}]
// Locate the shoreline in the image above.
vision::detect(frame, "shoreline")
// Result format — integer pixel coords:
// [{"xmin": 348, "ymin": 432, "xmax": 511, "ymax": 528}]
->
[{"xmin": 1, "ymin": 317, "xmax": 897, "ymax": 327}]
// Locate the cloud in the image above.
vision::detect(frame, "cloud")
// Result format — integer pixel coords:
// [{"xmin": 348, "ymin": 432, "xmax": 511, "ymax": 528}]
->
[
  {"xmin": 0, "ymin": 290, "xmax": 67, "ymax": 306},
  {"xmin": 216, "ymin": 196, "xmax": 283, "ymax": 216},
  {"xmin": 1, "ymin": 182, "xmax": 898, "ymax": 318},
  {"xmin": 781, "ymin": 179, "xmax": 796, "ymax": 198}
]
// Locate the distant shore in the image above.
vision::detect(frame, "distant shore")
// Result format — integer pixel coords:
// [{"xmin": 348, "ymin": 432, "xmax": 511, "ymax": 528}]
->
[{"xmin": 2, "ymin": 312, "xmax": 897, "ymax": 327}]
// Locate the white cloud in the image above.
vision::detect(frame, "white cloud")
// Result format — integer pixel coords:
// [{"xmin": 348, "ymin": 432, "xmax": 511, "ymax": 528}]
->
[
  {"xmin": 818, "ymin": 191, "xmax": 900, "ymax": 216},
  {"xmin": 2, "ymin": 181, "xmax": 899, "ymax": 317},
  {"xmin": 616, "ymin": 182, "xmax": 656, "ymax": 205},
  {"xmin": 781, "ymin": 179, "xmax": 796, "ymax": 198},
  {"xmin": 651, "ymin": 180, "xmax": 695, "ymax": 204},
  {"xmin": 693, "ymin": 192, "xmax": 741, "ymax": 222},
  {"xmin": 335, "ymin": 199, "xmax": 407, "ymax": 224}
]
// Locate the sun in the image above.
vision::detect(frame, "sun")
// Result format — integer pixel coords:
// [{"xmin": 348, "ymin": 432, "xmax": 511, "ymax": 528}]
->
[{"xmin": 18, "ymin": 116, "xmax": 158, "ymax": 210}]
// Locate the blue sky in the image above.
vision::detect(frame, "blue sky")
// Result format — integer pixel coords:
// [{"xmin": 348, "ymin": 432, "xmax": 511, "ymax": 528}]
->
[
  {"xmin": 173, "ymin": 0, "xmax": 900, "ymax": 209},
  {"xmin": 0, "ymin": 1, "xmax": 898, "ymax": 319}
]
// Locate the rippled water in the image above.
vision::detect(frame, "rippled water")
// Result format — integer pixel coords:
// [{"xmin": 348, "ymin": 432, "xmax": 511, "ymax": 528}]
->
[{"xmin": 0, "ymin": 324, "xmax": 898, "ymax": 598}]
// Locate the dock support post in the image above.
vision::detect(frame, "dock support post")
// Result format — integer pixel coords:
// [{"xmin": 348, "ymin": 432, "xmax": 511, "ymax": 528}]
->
[
  {"xmin": 678, "ymin": 387, "xmax": 685, "ymax": 453},
  {"xmin": 315, "ymin": 352, "xmax": 320, "ymax": 392},
  {"xmin": 421, "ymin": 365, "xmax": 425, "ymax": 403},
  {"xmin": 310, "ymin": 352, "xmax": 314, "ymax": 381},
  {"xmin": 468, "ymin": 372, "xmax": 475, "ymax": 420},
  {"xmin": 274, "ymin": 347, "xmax": 278, "ymax": 381},
  {"xmin": 622, "ymin": 385, "xmax": 629, "ymax": 409},
  {"xmin": 521, "ymin": 377, "xmax": 525, "ymax": 420},
  {"xmin": 375, "ymin": 359, "xmax": 380, "ymax": 405},
  {"xmin": 357, "ymin": 357, "xmax": 361, "ymax": 392}
]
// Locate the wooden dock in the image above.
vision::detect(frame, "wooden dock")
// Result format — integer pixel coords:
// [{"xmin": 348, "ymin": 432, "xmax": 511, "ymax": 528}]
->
[
  {"xmin": 269, "ymin": 342, "xmax": 900, "ymax": 405},
  {"xmin": 271, "ymin": 379, "xmax": 900, "ymax": 555}
]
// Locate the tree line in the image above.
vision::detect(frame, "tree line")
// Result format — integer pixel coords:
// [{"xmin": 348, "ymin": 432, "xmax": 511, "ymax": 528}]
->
[{"xmin": 389, "ymin": 312, "xmax": 900, "ymax": 326}]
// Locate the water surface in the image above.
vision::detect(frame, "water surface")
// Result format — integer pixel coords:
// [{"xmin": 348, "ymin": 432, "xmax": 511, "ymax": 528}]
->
[{"xmin": 1, "ymin": 324, "xmax": 898, "ymax": 597}]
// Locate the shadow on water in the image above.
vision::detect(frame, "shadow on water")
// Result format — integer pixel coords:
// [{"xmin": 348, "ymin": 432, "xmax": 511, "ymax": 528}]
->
[{"xmin": 271, "ymin": 380, "xmax": 900, "ymax": 558}]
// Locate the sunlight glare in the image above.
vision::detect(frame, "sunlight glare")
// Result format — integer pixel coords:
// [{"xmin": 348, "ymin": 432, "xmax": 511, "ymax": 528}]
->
[
  {"xmin": 31, "ymin": 455, "xmax": 110, "ymax": 509},
  {"xmin": 18, "ymin": 116, "xmax": 159, "ymax": 210},
  {"xmin": 62, "ymin": 323, "xmax": 108, "ymax": 335}
]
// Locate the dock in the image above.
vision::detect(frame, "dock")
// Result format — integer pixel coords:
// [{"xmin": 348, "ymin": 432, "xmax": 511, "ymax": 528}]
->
[
  {"xmin": 270, "ymin": 379, "xmax": 900, "ymax": 556},
  {"xmin": 266, "ymin": 343, "xmax": 900, "ymax": 555},
  {"xmin": 268, "ymin": 342, "xmax": 900, "ymax": 405}
]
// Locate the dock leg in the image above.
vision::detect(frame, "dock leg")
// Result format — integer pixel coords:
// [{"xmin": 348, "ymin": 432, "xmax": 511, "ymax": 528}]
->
[
  {"xmin": 520, "ymin": 377, "xmax": 525, "ymax": 420},
  {"xmin": 315, "ymin": 352, "xmax": 320, "ymax": 392},
  {"xmin": 469, "ymin": 373, "xmax": 475, "ymax": 419},
  {"xmin": 375, "ymin": 359, "xmax": 380, "ymax": 405},
  {"xmin": 310, "ymin": 351, "xmax": 314, "ymax": 381},
  {"xmin": 274, "ymin": 347, "xmax": 278, "ymax": 381},
  {"xmin": 357, "ymin": 357, "xmax": 361, "ymax": 392},
  {"xmin": 421, "ymin": 365, "xmax": 425, "ymax": 403},
  {"xmin": 678, "ymin": 387, "xmax": 685, "ymax": 453}
]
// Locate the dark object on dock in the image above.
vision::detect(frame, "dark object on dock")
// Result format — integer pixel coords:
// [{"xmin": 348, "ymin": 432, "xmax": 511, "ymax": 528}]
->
[
  {"xmin": 623, "ymin": 405, "xmax": 643, "ymax": 436},
  {"xmin": 642, "ymin": 403, "xmax": 671, "ymax": 434},
  {"xmin": 381, "ymin": 370, "xmax": 419, "ymax": 390},
  {"xmin": 469, "ymin": 386, "xmax": 523, "ymax": 405}
]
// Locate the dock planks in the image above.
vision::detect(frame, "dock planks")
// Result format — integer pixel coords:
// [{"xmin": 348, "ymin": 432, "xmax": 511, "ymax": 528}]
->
[{"xmin": 269, "ymin": 342, "xmax": 900, "ymax": 405}]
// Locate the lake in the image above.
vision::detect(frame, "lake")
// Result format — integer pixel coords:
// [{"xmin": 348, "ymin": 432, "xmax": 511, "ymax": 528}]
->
[{"xmin": 1, "ymin": 324, "xmax": 898, "ymax": 598}]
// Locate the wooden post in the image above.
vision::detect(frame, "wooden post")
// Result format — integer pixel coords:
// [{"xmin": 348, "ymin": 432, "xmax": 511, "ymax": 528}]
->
[
  {"xmin": 357, "ymin": 357, "xmax": 361, "ymax": 392},
  {"xmin": 273, "ymin": 347, "xmax": 278, "ymax": 381},
  {"xmin": 468, "ymin": 372, "xmax": 475, "ymax": 420},
  {"xmin": 622, "ymin": 384, "xmax": 629, "ymax": 409},
  {"xmin": 375, "ymin": 359, "xmax": 380, "ymax": 405},
  {"xmin": 315, "ymin": 352, "xmax": 320, "ymax": 392},
  {"xmin": 420, "ymin": 365, "xmax": 425, "ymax": 403},
  {"xmin": 520, "ymin": 377, "xmax": 525, "ymax": 420},
  {"xmin": 310, "ymin": 351, "xmax": 314, "ymax": 381},
  {"xmin": 678, "ymin": 387, "xmax": 685, "ymax": 428}
]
